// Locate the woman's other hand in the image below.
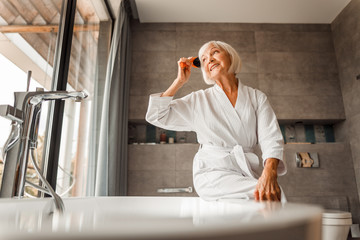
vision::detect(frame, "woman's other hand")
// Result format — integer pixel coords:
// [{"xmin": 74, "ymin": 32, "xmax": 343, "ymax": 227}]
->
[
  {"xmin": 254, "ymin": 158, "xmax": 281, "ymax": 202},
  {"xmin": 176, "ymin": 57, "xmax": 193, "ymax": 85}
]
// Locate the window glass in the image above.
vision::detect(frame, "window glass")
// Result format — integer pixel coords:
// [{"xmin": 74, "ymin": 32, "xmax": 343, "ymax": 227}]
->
[
  {"xmin": 0, "ymin": 0, "xmax": 60, "ymax": 196},
  {"xmin": 58, "ymin": 0, "xmax": 111, "ymax": 197}
]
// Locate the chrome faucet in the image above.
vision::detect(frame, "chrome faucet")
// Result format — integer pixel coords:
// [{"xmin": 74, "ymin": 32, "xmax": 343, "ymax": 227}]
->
[{"xmin": 0, "ymin": 86, "xmax": 87, "ymax": 213}]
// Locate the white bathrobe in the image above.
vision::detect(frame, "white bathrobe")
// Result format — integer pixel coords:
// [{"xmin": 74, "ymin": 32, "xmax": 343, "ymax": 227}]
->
[{"xmin": 146, "ymin": 80, "xmax": 287, "ymax": 201}]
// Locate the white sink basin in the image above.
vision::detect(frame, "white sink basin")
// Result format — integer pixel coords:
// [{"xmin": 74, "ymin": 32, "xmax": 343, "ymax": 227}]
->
[{"xmin": 0, "ymin": 197, "xmax": 323, "ymax": 240}]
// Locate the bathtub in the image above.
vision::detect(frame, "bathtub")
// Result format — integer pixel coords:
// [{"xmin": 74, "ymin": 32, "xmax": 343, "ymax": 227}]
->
[{"xmin": 0, "ymin": 196, "xmax": 322, "ymax": 240}]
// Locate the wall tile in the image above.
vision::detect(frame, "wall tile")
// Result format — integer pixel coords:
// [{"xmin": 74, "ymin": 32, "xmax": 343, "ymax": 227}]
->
[
  {"xmin": 331, "ymin": 0, "xmax": 360, "ymax": 37},
  {"xmin": 342, "ymin": 80, "xmax": 360, "ymax": 118},
  {"xmin": 279, "ymin": 143, "xmax": 359, "ymax": 221},
  {"xmin": 127, "ymin": 170, "xmax": 175, "ymax": 196},
  {"xmin": 355, "ymin": 166, "xmax": 360, "ymax": 206},
  {"xmin": 332, "ymin": 31, "xmax": 360, "ymax": 69},
  {"xmin": 268, "ymin": 95, "xmax": 345, "ymax": 120},
  {"xmin": 132, "ymin": 31, "xmax": 176, "ymax": 52},
  {"xmin": 331, "ymin": 1, "xmax": 360, "ymax": 70},
  {"xmin": 131, "ymin": 51, "xmax": 176, "ymax": 74},
  {"xmin": 258, "ymin": 73, "xmax": 341, "ymax": 97},
  {"xmin": 255, "ymin": 32, "xmax": 334, "ymax": 52},
  {"xmin": 286, "ymin": 143, "xmax": 353, "ymax": 169},
  {"xmin": 176, "ymin": 23, "xmax": 277, "ymax": 32},
  {"xmin": 130, "ymin": 72, "xmax": 176, "ymax": 96},
  {"xmin": 128, "ymin": 145, "xmax": 176, "ymax": 171},
  {"xmin": 331, "ymin": 2, "xmax": 360, "ymax": 220},
  {"xmin": 174, "ymin": 50, "xmax": 199, "ymax": 60},
  {"xmin": 175, "ymin": 171, "xmax": 198, "ymax": 197},
  {"xmin": 176, "ymin": 23, "xmax": 235, "ymax": 32},
  {"xmin": 185, "ymin": 132, "xmax": 198, "ymax": 143},
  {"xmin": 333, "ymin": 120, "xmax": 349, "ymax": 142},
  {"xmin": 350, "ymin": 138, "xmax": 360, "ymax": 170},
  {"xmin": 282, "ymin": 157, "xmax": 356, "ymax": 193},
  {"xmin": 287, "ymin": 196, "xmax": 349, "ymax": 211},
  {"xmin": 175, "ymin": 171, "xmax": 193, "ymax": 187},
  {"xmin": 237, "ymin": 52, "xmax": 258, "ymax": 73},
  {"xmin": 348, "ymin": 113, "xmax": 360, "ymax": 143},
  {"xmin": 258, "ymin": 24, "xmax": 331, "ymax": 32},
  {"xmin": 129, "ymin": 96, "xmax": 148, "ymax": 120},
  {"xmin": 131, "ymin": 20, "xmax": 176, "ymax": 31},
  {"xmin": 238, "ymin": 73, "xmax": 259, "ymax": 89},
  {"xmin": 176, "ymin": 31, "xmax": 256, "ymax": 52},
  {"xmin": 338, "ymin": 64, "xmax": 358, "ymax": 96},
  {"xmin": 257, "ymin": 52, "xmax": 338, "ymax": 73},
  {"xmin": 175, "ymin": 144, "xmax": 199, "ymax": 170},
  {"xmin": 349, "ymin": 196, "xmax": 360, "ymax": 223}
]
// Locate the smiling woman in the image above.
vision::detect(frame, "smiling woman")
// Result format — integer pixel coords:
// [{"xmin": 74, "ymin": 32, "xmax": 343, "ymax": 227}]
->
[
  {"xmin": 146, "ymin": 40, "xmax": 286, "ymax": 203},
  {"xmin": 199, "ymin": 41, "xmax": 242, "ymax": 85}
]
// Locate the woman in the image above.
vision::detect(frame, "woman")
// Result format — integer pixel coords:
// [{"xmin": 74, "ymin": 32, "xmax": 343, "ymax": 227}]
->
[{"xmin": 146, "ymin": 41, "xmax": 286, "ymax": 202}]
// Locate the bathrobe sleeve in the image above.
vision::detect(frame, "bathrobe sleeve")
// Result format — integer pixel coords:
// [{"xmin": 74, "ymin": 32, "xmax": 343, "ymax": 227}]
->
[
  {"xmin": 255, "ymin": 91, "xmax": 287, "ymax": 176},
  {"xmin": 145, "ymin": 92, "xmax": 195, "ymax": 131}
]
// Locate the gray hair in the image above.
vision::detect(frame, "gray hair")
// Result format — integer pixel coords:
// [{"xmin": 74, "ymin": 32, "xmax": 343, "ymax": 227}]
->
[{"xmin": 198, "ymin": 41, "xmax": 242, "ymax": 85}]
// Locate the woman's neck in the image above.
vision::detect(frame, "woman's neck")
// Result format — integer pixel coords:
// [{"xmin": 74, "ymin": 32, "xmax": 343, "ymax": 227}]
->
[{"xmin": 215, "ymin": 74, "xmax": 238, "ymax": 94}]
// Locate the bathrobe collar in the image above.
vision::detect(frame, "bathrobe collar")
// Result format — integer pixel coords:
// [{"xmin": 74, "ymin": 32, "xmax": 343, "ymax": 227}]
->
[
  {"xmin": 212, "ymin": 79, "xmax": 252, "ymax": 146},
  {"xmin": 213, "ymin": 79, "xmax": 249, "ymax": 118}
]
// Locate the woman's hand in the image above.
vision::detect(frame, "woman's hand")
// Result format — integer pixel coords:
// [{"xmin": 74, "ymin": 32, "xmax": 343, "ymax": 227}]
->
[
  {"xmin": 175, "ymin": 57, "xmax": 193, "ymax": 85},
  {"xmin": 161, "ymin": 57, "xmax": 193, "ymax": 97},
  {"xmin": 254, "ymin": 158, "xmax": 281, "ymax": 202}
]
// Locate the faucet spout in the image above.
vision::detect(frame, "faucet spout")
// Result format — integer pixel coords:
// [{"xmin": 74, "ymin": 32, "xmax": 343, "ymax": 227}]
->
[{"xmin": 28, "ymin": 91, "xmax": 88, "ymax": 105}]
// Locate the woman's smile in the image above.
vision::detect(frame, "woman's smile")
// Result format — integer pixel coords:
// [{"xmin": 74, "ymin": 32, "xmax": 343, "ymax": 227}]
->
[{"xmin": 210, "ymin": 63, "xmax": 219, "ymax": 71}]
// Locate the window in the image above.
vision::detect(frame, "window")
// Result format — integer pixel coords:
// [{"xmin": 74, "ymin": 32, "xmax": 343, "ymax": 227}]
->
[
  {"xmin": 0, "ymin": 0, "xmax": 112, "ymax": 197},
  {"xmin": 0, "ymin": 0, "xmax": 59, "ymax": 196}
]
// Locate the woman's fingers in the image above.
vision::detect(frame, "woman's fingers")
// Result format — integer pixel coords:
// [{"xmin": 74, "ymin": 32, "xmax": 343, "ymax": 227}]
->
[
  {"xmin": 259, "ymin": 191, "xmax": 279, "ymax": 202},
  {"xmin": 255, "ymin": 186, "xmax": 281, "ymax": 202},
  {"xmin": 254, "ymin": 189, "xmax": 260, "ymax": 201},
  {"xmin": 261, "ymin": 192, "xmax": 267, "ymax": 201},
  {"xmin": 255, "ymin": 167, "xmax": 282, "ymax": 202},
  {"xmin": 178, "ymin": 57, "xmax": 192, "ymax": 68},
  {"xmin": 176, "ymin": 57, "xmax": 193, "ymax": 84}
]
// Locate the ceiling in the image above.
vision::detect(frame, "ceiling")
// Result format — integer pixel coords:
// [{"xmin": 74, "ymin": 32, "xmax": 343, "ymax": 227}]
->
[{"xmin": 134, "ymin": 0, "xmax": 351, "ymax": 24}]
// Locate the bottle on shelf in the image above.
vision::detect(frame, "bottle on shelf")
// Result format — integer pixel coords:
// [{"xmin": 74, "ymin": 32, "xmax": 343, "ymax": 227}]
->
[{"xmin": 160, "ymin": 131, "xmax": 166, "ymax": 144}]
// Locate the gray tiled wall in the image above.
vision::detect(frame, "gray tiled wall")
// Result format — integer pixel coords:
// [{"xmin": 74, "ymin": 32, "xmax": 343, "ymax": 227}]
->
[
  {"xmin": 332, "ymin": 0, "xmax": 360, "ymax": 206},
  {"xmin": 127, "ymin": 18, "xmax": 358, "ymax": 221},
  {"xmin": 129, "ymin": 20, "xmax": 345, "ymax": 121},
  {"xmin": 280, "ymin": 143, "xmax": 359, "ymax": 223},
  {"xmin": 128, "ymin": 144, "xmax": 198, "ymax": 197}
]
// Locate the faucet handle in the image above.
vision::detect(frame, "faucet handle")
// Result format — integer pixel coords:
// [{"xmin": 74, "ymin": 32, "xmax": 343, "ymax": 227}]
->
[{"xmin": 0, "ymin": 105, "xmax": 23, "ymax": 123}]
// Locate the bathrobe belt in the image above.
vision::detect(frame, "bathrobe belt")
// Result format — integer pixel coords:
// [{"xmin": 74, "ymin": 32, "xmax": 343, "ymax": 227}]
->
[{"xmin": 199, "ymin": 144, "xmax": 257, "ymax": 178}]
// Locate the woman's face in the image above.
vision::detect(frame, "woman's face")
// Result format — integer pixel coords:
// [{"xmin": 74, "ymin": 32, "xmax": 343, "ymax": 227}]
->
[{"xmin": 201, "ymin": 45, "xmax": 231, "ymax": 79}]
